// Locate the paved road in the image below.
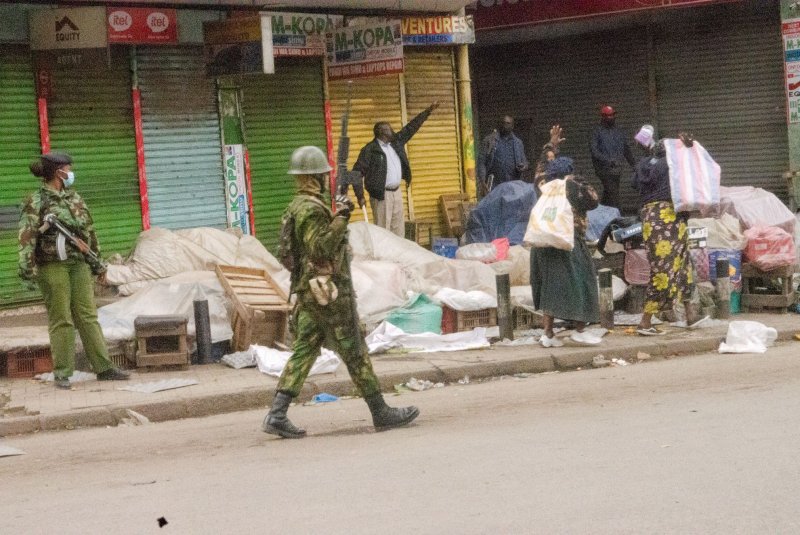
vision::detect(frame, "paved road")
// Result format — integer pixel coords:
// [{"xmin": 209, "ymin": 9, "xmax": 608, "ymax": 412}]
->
[{"xmin": 3, "ymin": 344, "xmax": 800, "ymax": 534}]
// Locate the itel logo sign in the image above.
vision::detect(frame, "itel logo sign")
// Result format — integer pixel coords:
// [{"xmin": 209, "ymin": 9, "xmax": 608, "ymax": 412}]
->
[{"xmin": 107, "ymin": 7, "xmax": 177, "ymax": 43}]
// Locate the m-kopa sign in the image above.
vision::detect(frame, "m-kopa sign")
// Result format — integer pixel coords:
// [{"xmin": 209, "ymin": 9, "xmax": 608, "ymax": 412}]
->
[{"xmin": 326, "ymin": 20, "xmax": 404, "ymax": 80}]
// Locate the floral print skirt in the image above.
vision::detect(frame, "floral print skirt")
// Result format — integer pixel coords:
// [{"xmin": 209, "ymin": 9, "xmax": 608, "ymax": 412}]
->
[{"xmin": 641, "ymin": 201, "xmax": 695, "ymax": 315}]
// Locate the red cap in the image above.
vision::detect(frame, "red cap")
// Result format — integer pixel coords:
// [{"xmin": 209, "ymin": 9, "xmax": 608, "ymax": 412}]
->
[{"xmin": 601, "ymin": 105, "xmax": 615, "ymax": 117}]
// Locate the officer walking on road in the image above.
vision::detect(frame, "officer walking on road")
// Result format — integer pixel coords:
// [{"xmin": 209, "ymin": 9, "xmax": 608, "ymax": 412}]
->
[{"xmin": 263, "ymin": 146, "xmax": 419, "ymax": 439}]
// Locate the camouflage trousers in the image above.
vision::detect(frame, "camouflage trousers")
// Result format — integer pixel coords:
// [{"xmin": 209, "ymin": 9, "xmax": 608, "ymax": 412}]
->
[{"xmin": 277, "ymin": 294, "xmax": 381, "ymax": 398}]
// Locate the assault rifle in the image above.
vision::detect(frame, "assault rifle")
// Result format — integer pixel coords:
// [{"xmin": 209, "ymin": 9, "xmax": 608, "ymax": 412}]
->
[
  {"xmin": 335, "ymin": 81, "xmax": 369, "ymax": 223},
  {"xmin": 38, "ymin": 213, "xmax": 105, "ymax": 273}
]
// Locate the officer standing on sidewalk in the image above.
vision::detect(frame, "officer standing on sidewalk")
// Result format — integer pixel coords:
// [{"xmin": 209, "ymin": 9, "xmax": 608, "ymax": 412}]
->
[{"xmin": 262, "ymin": 146, "xmax": 419, "ymax": 439}]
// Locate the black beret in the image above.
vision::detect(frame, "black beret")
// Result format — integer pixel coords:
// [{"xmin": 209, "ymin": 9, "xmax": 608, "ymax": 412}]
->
[{"xmin": 40, "ymin": 152, "xmax": 73, "ymax": 165}]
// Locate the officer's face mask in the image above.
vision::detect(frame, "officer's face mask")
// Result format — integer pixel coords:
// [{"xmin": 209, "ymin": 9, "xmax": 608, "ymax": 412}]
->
[{"xmin": 59, "ymin": 169, "xmax": 75, "ymax": 188}]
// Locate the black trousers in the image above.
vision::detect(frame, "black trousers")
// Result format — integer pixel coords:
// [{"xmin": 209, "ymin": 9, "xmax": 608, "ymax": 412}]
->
[{"xmin": 597, "ymin": 173, "xmax": 621, "ymax": 209}]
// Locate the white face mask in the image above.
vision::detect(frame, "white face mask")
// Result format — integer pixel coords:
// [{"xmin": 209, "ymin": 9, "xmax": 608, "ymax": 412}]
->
[{"xmin": 61, "ymin": 170, "xmax": 75, "ymax": 188}]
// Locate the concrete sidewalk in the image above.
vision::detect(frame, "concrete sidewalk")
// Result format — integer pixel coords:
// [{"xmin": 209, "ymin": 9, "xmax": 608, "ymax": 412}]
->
[{"xmin": 1, "ymin": 312, "xmax": 798, "ymax": 437}]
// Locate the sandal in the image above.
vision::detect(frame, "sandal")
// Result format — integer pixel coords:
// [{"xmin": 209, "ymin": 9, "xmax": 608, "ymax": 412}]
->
[{"xmin": 636, "ymin": 327, "xmax": 664, "ymax": 336}]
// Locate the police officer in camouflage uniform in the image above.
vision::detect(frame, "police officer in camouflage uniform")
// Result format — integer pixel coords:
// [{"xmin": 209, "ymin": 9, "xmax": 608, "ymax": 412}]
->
[
  {"xmin": 263, "ymin": 146, "xmax": 419, "ymax": 439},
  {"xmin": 18, "ymin": 153, "xmax": 129, "ymax": 389}
]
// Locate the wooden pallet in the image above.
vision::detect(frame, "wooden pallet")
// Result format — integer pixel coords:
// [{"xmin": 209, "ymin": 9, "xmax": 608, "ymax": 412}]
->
[
  {"xmin": 741, "ymin": 263, "xmax": 797, "ymax": 313},
  {"xmin": 439, "ymin": 193, "xmax": 472, "ymax": 239},
  {"xmin": 215, "ymin": 265, "xmax": 293, "ymax": 351}
]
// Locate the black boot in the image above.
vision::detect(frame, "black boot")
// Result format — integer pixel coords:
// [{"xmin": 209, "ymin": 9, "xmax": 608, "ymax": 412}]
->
[
  {"xmin": 262, "ymin": 392, "xmax": 306, "ymax": 439},
  {"xmin": 365, "ymin": 393, "xmax": 419, "ymax": 431}
]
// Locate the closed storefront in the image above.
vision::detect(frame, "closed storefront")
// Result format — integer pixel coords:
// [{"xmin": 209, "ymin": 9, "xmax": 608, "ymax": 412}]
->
[
  {"xmin": 329, "ymin": 48, "xmax": 463, "ymax": 241},
  {"xmin": 239, "ymin": 58, "xmax": 327, "ymax": 252},
  {"xmin": 473, "ymin": 1, "xmax": 788, "ymax": 214},
  {"xmin": 47, "ymin": 46, "xmax": 142, "ymax": 257},
  {"xmin": 137, "ymin": 45, "xmax": 226, "ymax": 230},
  {"xmin": 0, "ymin": 45, "xmax": 40, "ymax": 306}
]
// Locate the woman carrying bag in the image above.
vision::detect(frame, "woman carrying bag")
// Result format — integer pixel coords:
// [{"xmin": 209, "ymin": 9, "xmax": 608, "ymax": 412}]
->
[
  {"xmin": 527, "ymin": 156, "xmax": 602, "ymax": 348},
  {"xmin": 19, "ymin": 153, "xmax": 129, "ymax": 389}
]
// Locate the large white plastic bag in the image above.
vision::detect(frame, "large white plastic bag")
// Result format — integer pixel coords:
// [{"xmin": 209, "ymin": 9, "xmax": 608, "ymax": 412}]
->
[
  {"xmin": 455, "ymin": 242, "xmax": 497, "ymax": 263},
  {"xmin": 523, "ymin": 179, "xmax": 574, "ymax": 251},
  {"xmin": 663, "ymin": 138, "xmax": 721, "ymax": 212},
  {"xmin": 718, "ymin": 321, "xmax": 778, "ymax": 354},
  {"xmin": 252, "ymin": 345, "xmax": 340, "ymax": 377}
]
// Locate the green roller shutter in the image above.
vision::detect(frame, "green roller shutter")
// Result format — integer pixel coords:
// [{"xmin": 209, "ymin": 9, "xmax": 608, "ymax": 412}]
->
[
  {"xmin": 138, "ymin": 45, "xmax": 227, "ymax": 230},
  {"xmin": 48, "ymin": 46, "xmax": 141, "ymax": 257},
  {"xmin": 239, "ymin": 58, "xmax": 326, "ymax": 252},
  {"xmin": 0, "ymin": 45, "xmax": 40, "ymax": 307}
]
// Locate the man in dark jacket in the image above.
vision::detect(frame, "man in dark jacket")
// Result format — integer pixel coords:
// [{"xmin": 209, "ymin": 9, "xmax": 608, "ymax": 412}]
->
[
  {"xmin": 353, "ymin": 101, "xmax": 439, "ymax": 237},
  {"xmin": 590, "ymin": 105, "xmax": 635, "ymax": 209},
  {"xmin": 476, "ymin": 115, "xmax": 529, "ymax": 197}
]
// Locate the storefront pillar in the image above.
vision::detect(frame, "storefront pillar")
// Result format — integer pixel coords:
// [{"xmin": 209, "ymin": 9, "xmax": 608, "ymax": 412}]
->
[{"xmin": 457, "ymin": 42, "xmax": 476, "ymax": 201}]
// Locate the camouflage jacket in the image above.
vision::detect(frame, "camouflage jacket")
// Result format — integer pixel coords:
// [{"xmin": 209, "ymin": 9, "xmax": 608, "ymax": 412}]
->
[
  {"xmin": 284, "ymin": 193, "xmax": 351, "ymax": 299},
  {"xmin": 18, "ymin": 185, "xmax": 105, "ymax": 280}
]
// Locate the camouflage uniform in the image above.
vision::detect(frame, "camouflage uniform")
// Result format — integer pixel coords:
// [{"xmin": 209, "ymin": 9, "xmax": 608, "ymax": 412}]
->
[
  {"xmin": 18, "ymin": 186, "xmax": 113, "ymax": 379},
  {"xmin": 277, "ymin": 192, "xmax": 381, "ymax": 398}
]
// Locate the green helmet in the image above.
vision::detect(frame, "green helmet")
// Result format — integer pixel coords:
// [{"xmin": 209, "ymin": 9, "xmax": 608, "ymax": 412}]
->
[{"xmin": 288, "ymin": 146, "xmax": 332, "ymax": 175}]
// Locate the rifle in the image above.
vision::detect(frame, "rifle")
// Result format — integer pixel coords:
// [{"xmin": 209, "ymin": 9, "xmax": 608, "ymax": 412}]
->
[
  {"xmin": 335, "ymin": 81, "xmax": 369, "ymax": 223},
  {"xmin": 38, "ymin": 213, "xmax": 105, "ymax": 273}
]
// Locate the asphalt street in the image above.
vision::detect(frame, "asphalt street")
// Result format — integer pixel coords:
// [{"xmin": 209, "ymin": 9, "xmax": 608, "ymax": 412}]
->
[{"xmin": 3, "ymin": 343, "xmax": 800, "ymax": 534}]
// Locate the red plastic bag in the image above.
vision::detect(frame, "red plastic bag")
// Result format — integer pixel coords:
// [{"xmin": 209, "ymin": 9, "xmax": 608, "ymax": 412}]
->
[
  {"xmin": 491, "ymin": 237, "xmax": 510, "ymax": 261},
  {"xmin": 744, "ymin": 226, "xmax": 796, "ymax": 271}
]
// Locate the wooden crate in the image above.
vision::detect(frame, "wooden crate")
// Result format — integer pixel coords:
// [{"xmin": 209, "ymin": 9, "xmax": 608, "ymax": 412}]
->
[
  {"xmin": 134, "ymin": 315, "xmax": 189, "ymax": 367},
  {"xmin": 513, "ymin": 307, "xmax": 542, "ymax": 330},
  {"xmin": 741, "ymin": 263, "xmax": 797, "ymax": 313},
  {"xmin": 441, "ymin": 306, "xmax": 497, "ymax": 334},
  {"xmin": 439, "ymin": 193, "xmax": 470, "ymax": 239},
  {"xmin": 216, "ymin": 265, "xmax": 292, "ymax": 351}
]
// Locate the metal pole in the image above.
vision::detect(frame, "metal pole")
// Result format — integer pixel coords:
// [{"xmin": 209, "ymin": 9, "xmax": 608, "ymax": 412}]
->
[
  {"xmin": 456, "ymin": 17, "xmax": 477, "ymax": 202},
  {"xmin": 193, "ymin": 299, "xmax": 213, "ymax": 364},
  {"xmin": 496, "ymin": 273, "xmax": 513, "ymax": 341},
  {"xmin": 598, "ymin": 268, "xmax": 615, "ymax": 330},
  {"xmin": 715, "ymin": 258, "xmax": 731, "ymax": 319}
]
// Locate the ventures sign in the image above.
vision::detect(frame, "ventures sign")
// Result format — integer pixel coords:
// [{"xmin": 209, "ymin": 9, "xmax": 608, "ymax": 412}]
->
[
  {"xmin": 265, "ymin": 12, "xmax": 342, "ymax": 57},
  {"xmin": 327, "ymin": 20, "xmax": 403, "ymax": 81},
  {"xmin": 30, "ymin": 7, "xmax": 108, "ymax": 70},
  {"xmin": 474, "ymin": 0, "xmax": 739, "ymax": 30},
  {"xmin": 107, "ymin": 7, "xmax": 177, "ymax": 44},
  {"xmin": 224, "ymin": 145, "xmax": 251, "ymax": 235},
  {"xmin": 402, "ymin": 15, "xmax": 475, "ymax": 45},
  {"xmin": 204, "ymin": 16, "xmax": 274, "ymax": 76}
]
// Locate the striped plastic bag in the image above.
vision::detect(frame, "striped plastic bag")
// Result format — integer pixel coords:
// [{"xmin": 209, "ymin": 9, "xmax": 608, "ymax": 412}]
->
[
  {"xmin": 663, "ymin": 138, "xmax": 721, "ymax": 212},
  {"xmin": 523, "ymin": 179, "xmax": 574, "ymax": 251}
]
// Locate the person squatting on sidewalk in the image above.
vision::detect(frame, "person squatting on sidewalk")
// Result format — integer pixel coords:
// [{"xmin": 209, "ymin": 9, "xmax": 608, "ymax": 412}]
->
[
  {"xmin": 18, "ymin": 153, "xmax": 129, "ymax": 389},
  {"xmin": 263, "ymin": 146, "xmax": 419, "ymax": 439}
]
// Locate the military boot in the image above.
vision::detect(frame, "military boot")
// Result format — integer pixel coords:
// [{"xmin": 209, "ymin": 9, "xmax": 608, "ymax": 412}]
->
[
  {"xmin": 262, "ymin": 392, "xmax": 307, "ymax": 439},
  {"xmin": 365, "ymin": 393, "xmax": 420, "ymax": 431}
]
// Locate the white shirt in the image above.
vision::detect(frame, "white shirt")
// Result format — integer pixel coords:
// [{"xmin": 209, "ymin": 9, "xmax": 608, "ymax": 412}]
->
[{"xmin": 378, "ymin": 140, "xmax": 402, "ymax": 189}]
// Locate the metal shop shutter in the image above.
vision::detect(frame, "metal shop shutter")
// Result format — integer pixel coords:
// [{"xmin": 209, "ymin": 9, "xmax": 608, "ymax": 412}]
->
[
  {"xmin": 48, "ymin": 46, "xmax": 141, "ymax": 257},
  {"xmin": 0, "ymin": 46, "xmax": 40, "ymax": 307},
  {"xmin": 473, "ymin": 29, "xmax": 651, "ymax": 214},
  {"xmin": 137, "ymin": 45, "xmax": 226, "ymax": 230},
  {"xmin": 329, "ymin": 72, "xmax": 403, "ymax": 223},
  {"xmin": 404, "ymin": 48, "xmax": 463, "ymax": 240},
  {"xmin": 654, "ymin": 2, "xmax": 789, "ymax": 199},
  {"xmin": 240, "ymin": 59, "xmax": 327, "ymax": 252}
]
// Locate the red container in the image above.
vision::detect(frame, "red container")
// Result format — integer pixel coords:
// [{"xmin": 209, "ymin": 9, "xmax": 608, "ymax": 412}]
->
[
  {"xmin": 1, "ymin": 348, "xmax": 53, "ymax": 378},
  {"xmin": 744, "ymin": 226, "xmax": 795, "ymax": 271},
  {"xmin": 441, "ymin": 306, "xmax": 497, "ymax": 334}
]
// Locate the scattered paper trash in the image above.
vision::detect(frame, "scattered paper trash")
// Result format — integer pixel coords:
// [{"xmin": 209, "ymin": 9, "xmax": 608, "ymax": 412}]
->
[
  {"xmin": 0, "ymin": 444, "xmax": 25, "ymax": 458},
  {"xmin": 592, "ymin": 355, "xmax": 611, "ymax": 368},
  {"xmin": 405, "ymin": 377, "xmax": 435, "ymax": 391},
  {"xmin": 312, "ymin": 393, "xmax": 339, "ymax": 403},
  {"xmin": 458, "ymin": 375, "xmax": 470, "ymax": 385},
  {"xmin": 718, "ymin": 320, "xmax": 778, "ymax": 354},
  {"xmin": 252, "ymin": 346, "xmax": 340, "ymax": 377},
  {"xmin": 611, "ymin": 358, "xmax": 629, "ymax": 366},
  {"xmin": 36, "ymin": 371, "xmax": 96, "ymax": 383},
  {"xmin": 120, "ymin": 409, "xmax": 151, "ymax": 426},
  {"xmin": 366, "ymin": 322, "xmax": 490, "ymax": 354},
  {"xmin": 118, "ymin": 379, "xmax": 199, "ymax": 393},
  {"xmin": 221, "ymin": 350, "xmax": 256, "ymax": 369}
]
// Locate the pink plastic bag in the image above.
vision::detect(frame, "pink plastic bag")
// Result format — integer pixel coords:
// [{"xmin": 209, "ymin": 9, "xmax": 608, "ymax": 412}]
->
[
  {"xmin": 491, "ymin": 238, "xmax": 510, "ymax": 261},
  {"xmin": 744, "ymin": 226, "xmax": 796, "ymax": 271}
]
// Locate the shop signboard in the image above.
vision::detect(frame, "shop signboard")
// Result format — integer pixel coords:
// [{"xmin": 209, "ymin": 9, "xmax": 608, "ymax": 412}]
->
[
  {"xmin": 327, "ymin": 20, "xmax": 404, "ymax": 81},
  {"xmin": 263, "ymin": 12, "xmax": 343, "ymax": 57},
  {"xmin": 224, "ymin": 144, "xmax": 251, "ymax": 235},
  {"xmin": 402, "ymin": 14, "xmax": 475, "ymax": 45},
  {"xmin": 474, "ymin": 0, "xmax": 740, "ymax": 30},
  {"xmin": 783, "ymin": 18, "xmax": 800, "ymax": 124},
  {"xmin": 29, "ymin": 6, "xmax": 108, "ymax": 70},
  {"xmin": 107, "ymin": 7, "xmax": 178, "ymax": 44},
  {"xmin": 203, "ymin": 16, "xmax": 274, "ymax": 76}
]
